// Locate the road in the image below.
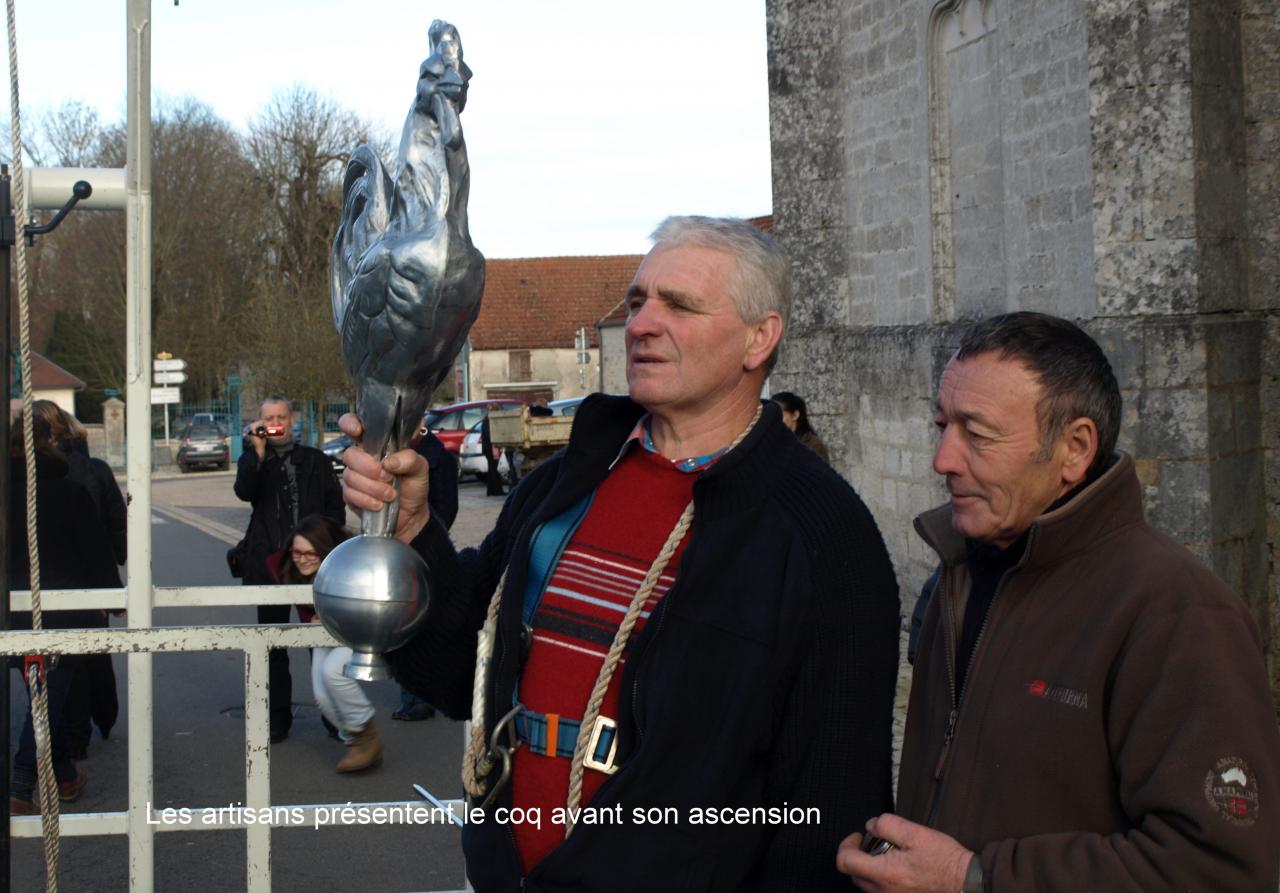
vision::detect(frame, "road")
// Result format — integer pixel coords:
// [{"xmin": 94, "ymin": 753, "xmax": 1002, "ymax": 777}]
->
[{"xmin": 8, "ymin": 468, "xmax": 507, "ymax": 892}]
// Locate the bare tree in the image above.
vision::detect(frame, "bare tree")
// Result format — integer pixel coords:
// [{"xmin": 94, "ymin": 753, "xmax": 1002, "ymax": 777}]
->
[{"xmin": 243, "ymin": 86, "xmax": 385, "ymax": 429}]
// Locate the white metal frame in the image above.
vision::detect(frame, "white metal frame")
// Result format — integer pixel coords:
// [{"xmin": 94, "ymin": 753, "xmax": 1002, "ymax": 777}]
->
[
  {"xmin": 3, "ymin": 601, "xmax": 466, "ymax": 892},
  {"xmin": 5, "ymin": 2, "xmax": 466, "ymax": 890}
]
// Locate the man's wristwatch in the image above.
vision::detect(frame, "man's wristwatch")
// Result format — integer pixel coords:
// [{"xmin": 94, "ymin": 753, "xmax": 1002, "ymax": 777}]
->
[{"xmin": 961, "ymin": 854, "xmax": 985, "ymax": 893}]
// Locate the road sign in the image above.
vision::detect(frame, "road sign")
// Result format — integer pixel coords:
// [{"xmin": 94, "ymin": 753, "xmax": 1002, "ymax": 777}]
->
[
  {"xmin": 153, "ymin": 371, "xmax": 187, "ymax": 385},
  {"xmin": 150, "ymin": 387, "xmax": 180, "ymax": 405},
  {"xmin": 153, "ymin": 358, "xmax": 187, "ymax": 372}
]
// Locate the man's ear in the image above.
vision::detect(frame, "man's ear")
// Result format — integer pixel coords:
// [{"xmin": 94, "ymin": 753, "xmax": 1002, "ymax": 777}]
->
[
  {"xmin": 744, "ymin": 312, "xmax": 784, "ymax": 372},
  {"xmin": 1059, "ymin": 417, "xmax": 1099, "ymax": 486}
]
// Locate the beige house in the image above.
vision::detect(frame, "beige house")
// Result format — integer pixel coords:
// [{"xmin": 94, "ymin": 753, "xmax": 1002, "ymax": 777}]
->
[
  {"xmin": 465, "ymin": 255, "xmax": 643, "ymax": 404},
  {"xmin": 7, "ymin": 351, "xmax": 86, "ymax": 418}
]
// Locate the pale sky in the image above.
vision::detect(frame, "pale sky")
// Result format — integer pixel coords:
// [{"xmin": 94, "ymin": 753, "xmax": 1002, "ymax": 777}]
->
[{"xmin": 13, "ymin": 0, "xmax": 773, "ymax": 258}]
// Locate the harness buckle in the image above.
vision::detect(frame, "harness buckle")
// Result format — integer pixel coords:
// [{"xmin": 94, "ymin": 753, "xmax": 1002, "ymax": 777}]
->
[
  {"xmin": 476, "ymin": 703, "xmax": 522, "ymax": 810},
  {"xmin": 582, "ymin": 715, "xmax": 619, "ymax": 775}
]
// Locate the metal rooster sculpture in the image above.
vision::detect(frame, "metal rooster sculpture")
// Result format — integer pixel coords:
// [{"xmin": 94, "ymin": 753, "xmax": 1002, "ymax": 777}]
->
[
  {"xmin": 315, "ymin": 20, "xmax": 484, "ymax": 680},
  {"xmin": 331, "ymin": 19, "xmax": 485, "ymax": 536}
]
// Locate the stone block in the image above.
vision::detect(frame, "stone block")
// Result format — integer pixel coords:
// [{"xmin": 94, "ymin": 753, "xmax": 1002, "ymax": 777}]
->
[
  {"xmin": 1091, "ymin": 160, "xmax": 1143, "ymax": 242},
  {"xmin": 1193, "ymin": 159, "xmax": 1247, "ymax": 242},
  {"xmin": 1195, "ymin": 237, "xmax": 1247, "ymax": 314},
  {"xmin": 1242, "ymin": 10, "xmax": 1280, "ymax": 89},
  {"xmin": 1209, "ymin": 451, "xmax": 1264, "ymax": 539},
  {"xmin": 1211, "ymin": 537, "xmax": 1247, "ymax": 597},
  {"xmin": 1141, "ymin": 160, "xmax": 1197, "ymax": 241},
  {"xmin": 1095, "ymin": 239, "xmax": 1199, "ymax": 316},
  {"xmin": 1133, "ymin": 386, "xmax": 1208, "ymax": 459},
  {"xmin": 1143, "ymin": 320, "xmax": 1206, "ymax": 389},
  {"xmin": 1204, "ymin": 318, "xmax": 1262, "ymax": 385},
  {"xmin": 1089, "ymin": 320, "xmax": 1144, "ymax": 389},
  {"xmin": 766, "ymin": 0, "xmax": 841, "ymax": 51},
  {"xmin": 1247, "ymin": 232, "xmax": 1280, "ymax": 312},
  {"xmin": 1143, "ymin": 458, "xmax": 1212, "ymax": 544},
  {"xmin": 1233, "ymin": 387, "xmax": 1262, "ymax": 452},
  {"xmin": 1190, "ymin": 0, "xmax": 1244, "ymax": 91},
  {"xmin": 1206, "ymin": 387, "xmax": 1237, "ymax": 456},
  {"xmin": 1244, "ymin": 161, "xmax": 1280, "ymax": 242},
  {"xmin": 1246, "ymin": 119, "xmax": 1280, "ymax": 165}
]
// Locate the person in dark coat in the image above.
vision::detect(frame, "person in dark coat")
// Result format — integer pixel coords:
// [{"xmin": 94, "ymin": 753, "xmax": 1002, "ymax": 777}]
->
[
  {"xmin": 33, "ymin": 401, "xmax": 125, "ymax": 757},
  {"xmin": 479, "ymin": 414, "xmax": 504, "ymax": 496},
  {"xmin": 392, "ymin": 430, "xmax": 459, "ymax": 721},
  {"xmin": 233, "ymin": 395, "xmax": 343, "ymax": 742},
  {"xmin": 771, "ymin": 391, "xmax": 830, "ymax": 464},
  {"xmin": 8, "ymin": 413, "xmax": 120, "ymax": 815}
]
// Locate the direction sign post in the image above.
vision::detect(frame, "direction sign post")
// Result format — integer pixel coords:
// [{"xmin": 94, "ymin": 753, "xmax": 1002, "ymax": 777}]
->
[{"xmin": 152, "ymin": 355, "xmax": 185, "ymax": 446}]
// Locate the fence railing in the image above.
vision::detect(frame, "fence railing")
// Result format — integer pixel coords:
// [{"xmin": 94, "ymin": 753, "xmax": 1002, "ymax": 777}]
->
[{"xmin": 4, "ymin": 585, "xmax": 467, "ymax": 892}]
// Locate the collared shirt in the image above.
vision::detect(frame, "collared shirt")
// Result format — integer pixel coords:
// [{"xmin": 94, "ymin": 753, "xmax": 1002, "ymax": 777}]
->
[{"xmin": 610, "ymin": 413, "xmax": 730, "ymax": 473}]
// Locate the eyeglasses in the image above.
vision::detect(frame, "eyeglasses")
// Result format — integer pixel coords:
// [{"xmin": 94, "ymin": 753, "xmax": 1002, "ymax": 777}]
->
[{"xmin": 290, "ymin": 549, "xmax": 320, "ymax": 561}]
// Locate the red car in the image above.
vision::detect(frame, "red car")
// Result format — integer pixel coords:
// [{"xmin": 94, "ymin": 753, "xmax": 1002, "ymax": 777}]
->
[{"xmin": 423, "ymin": 400, "xmax": 525, "ymax": 454}]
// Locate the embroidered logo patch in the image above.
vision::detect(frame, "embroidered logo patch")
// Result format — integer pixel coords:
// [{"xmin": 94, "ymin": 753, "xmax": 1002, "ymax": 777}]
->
[
  {"xmin": 1204, "ymin": 757, "xmax": 1259, "ymax": 826},
  {"xmin": 1025, "ymin": 679, "xmax": 1088, "ymax": 710}
]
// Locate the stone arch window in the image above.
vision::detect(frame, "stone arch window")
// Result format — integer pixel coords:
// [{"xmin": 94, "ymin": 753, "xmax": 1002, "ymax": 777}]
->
[{"xmin": 928, "ymin": 0, "xmax": 1004, "ymax": 321}]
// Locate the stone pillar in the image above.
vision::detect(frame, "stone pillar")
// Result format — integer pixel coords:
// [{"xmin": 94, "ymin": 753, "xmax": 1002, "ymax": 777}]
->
[
  {"xmin": 102, "ymin": 397, "xmax": 125, "ymax": 471},
  {"xmin": 767, "ymin": 0, "xmax": 1279, "ymax": 699}
]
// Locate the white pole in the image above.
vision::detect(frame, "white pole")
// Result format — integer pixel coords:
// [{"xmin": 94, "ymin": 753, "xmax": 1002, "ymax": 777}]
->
[
  {"xmin": 125, "ymin": 0, "xmax": 155, "ymax": 889},
  {"xmin": 163, "ymin": 402, "xmax": 169, "ymax": 447}
]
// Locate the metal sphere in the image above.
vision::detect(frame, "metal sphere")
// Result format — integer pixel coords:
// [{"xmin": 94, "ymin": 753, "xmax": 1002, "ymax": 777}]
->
[{"xmin": 312, "ymin": 535, "xmax": 431, "ymax": 681}]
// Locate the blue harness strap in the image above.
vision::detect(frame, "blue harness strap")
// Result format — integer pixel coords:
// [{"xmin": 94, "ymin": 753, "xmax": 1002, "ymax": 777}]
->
[{"xmin": 521, "ymin": 493, "xmax": 593, "ymax": 626}]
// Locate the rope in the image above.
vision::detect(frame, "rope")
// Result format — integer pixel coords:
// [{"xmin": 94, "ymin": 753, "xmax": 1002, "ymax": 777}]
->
[
  {"xmin": 461, "ymin": 568, "xmax": 508, "ymax": 798},
  {"xmin": 563, "ymin": 402, "xmax": 762, "ymax": 834},
  {"xmin": 564, "ymin": 499, "xmax": 691, "ymax": 832},
  {"xmin": 7, "ymin": 0, "xmax": 62, "ymax": 886}
]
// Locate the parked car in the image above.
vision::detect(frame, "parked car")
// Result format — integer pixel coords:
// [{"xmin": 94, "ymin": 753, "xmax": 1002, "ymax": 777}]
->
[
  {"xmin": 177, "ymin": 423, "xmax": 230, "ymax": 472},
  {"xmin": 548, "ymin": 396, "xmax": 587, "ymax": 417},
  {"xmin": 424, "ymin": 399, "xmax": 525, "ymax": 454},
  {"xmin": 320, "ymin": 434, "xmax": 352, "ymax": 476},
  {"xmin": 458, "ymin": 421, "xmax": 512, "ymax": 481},
  {"xmin": 190, "ymin": 411, "xmax": 234, "ymax": 430}
]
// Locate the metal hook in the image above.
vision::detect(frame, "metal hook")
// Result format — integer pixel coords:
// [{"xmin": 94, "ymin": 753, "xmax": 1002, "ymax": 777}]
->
[{"xmin": 24, "ymin": 180, "xmax": 92, "ymax": 245}]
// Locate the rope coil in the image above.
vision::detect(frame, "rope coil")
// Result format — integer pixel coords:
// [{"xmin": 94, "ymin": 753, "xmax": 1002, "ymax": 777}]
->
[{"xmin": 7, "ymin": 0, "xmax": 63, "ymax": 886}]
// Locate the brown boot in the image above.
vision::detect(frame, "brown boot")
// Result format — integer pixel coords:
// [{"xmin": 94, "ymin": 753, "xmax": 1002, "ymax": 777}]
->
[{"xmin": 335, "ymin": 719, "xmax": 383, "ymax": 773}]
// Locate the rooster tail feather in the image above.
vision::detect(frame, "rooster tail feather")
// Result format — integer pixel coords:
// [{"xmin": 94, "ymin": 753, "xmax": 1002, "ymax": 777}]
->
[{"xmin": 331, "ymin": 145, "xmax": 394, "ymax": 331}]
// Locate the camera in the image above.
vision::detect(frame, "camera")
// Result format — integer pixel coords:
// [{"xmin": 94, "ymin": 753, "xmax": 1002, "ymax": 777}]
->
[{"xmin": 253, "ymin": 424, "xmax": 286, "ymax": 438}]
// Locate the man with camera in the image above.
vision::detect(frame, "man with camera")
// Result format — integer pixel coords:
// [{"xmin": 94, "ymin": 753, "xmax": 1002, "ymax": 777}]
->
[{"xmin": 233, "ymin": 395, "xmax": 344, "ymax": 742}]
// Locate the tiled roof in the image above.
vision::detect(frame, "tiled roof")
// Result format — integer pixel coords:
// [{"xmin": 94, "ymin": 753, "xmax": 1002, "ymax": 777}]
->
[
  {"xmin": 471, "ymin": 256, "xmax": 644, "ymax": 351},
  {"xmin": 597, "ymin": 296, "xmax": 628, "ymax": 328},
  {"xmin": 31, "ymin": 352, "xmax": 85, "ymax": 390},
  {"xmin": 473, "ymin": 216, "xmax": 773, "ymax": 350}
]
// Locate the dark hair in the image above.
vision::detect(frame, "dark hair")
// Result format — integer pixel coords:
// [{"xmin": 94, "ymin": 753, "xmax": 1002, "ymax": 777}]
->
[
  {"xmin": 278, "ymin": 515, "xmax": 351, "ymax": 583},
  {"xmin": 770, "ymin": 391, "xmax": 815, "ymax": 437},
  {"xmin": 956, "ymin": 312, "xmax": 1121, "ymax": 473},
  {"xmin": 10, "ymin": 412, "xmax": 65, "ymax": 461}
]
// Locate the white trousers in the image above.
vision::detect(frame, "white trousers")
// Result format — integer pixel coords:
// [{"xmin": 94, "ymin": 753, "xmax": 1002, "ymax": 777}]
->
[{"xmin": 311, "ymin": 646, "xmax": 375, "ymax": 740}]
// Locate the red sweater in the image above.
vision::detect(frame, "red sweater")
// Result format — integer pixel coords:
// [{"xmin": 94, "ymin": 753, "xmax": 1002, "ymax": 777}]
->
[{"xmin": 511, "ymin": 445, "xmax": 695, "ymax": 872}]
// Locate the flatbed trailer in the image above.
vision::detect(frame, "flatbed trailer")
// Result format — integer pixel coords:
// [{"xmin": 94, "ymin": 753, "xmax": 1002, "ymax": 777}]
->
[{"xmin": 488, "ymin": 406, "xmax": 574, "ymax": 478}]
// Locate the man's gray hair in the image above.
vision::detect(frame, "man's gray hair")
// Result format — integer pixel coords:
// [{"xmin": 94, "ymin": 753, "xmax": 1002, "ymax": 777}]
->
[
  {"xmin": 261, "ymin": 395, "xmax": 293, "ymax": 413},
  {"xmin": 649, "ymin": 216, "xmax": 793, "ymax": 330}
]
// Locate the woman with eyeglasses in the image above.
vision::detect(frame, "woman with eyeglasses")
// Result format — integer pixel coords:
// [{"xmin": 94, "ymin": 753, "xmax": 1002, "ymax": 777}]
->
[{"xmin": 271, "ymin": 514, "xmax": 383, "ymax": 773}]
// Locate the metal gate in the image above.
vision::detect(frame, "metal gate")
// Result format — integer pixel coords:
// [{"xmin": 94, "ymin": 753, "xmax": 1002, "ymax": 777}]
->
[{"xmin": 3, "ymin": 1, "xmax": 465, "ymax": 889}]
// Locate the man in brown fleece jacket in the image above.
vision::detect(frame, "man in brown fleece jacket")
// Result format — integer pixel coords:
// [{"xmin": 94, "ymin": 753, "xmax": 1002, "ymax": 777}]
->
[{"xmin": 839, "ymin": 312, "xmax": 1280, "ymax": 893}]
